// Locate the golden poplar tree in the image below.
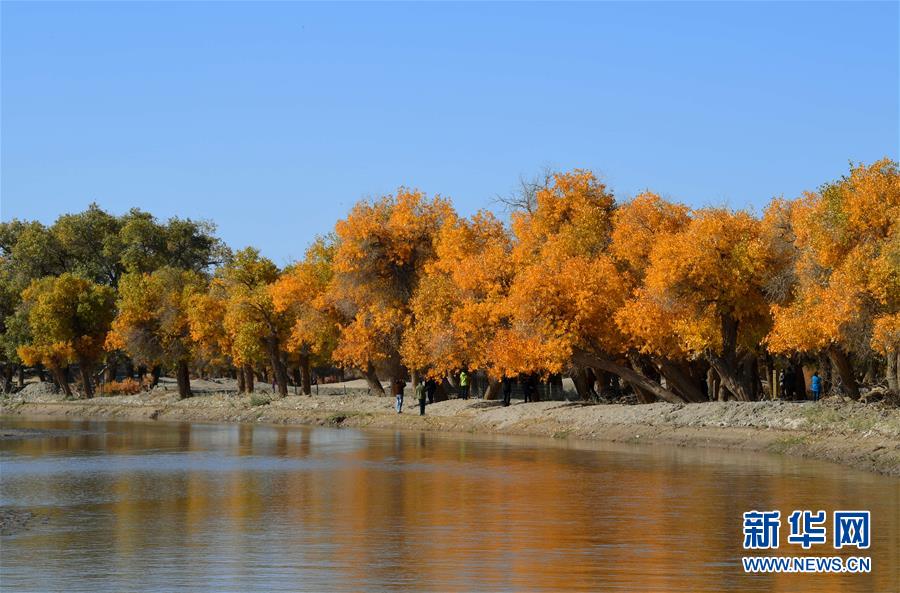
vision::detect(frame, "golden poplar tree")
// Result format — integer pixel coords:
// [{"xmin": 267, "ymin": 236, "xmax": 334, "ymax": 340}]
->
[
  {"xmin": 107, "ymin": 267, "xmax": 205, "ymax": 397},
  {"xmin": 17, "ymin": 273, "xmax": 115, "ymax": 397},
  {"xmin": 326, "ymin": 189, "xmax": 455, "ymax": 393},
  {"xmin": 401, "ymin": 211, "xmax": 513, "ymax": 382},
  {"xmin": 768, "ymin": 159, "xmax": 900, "ymax": 396},
  {"xmin": 270, "ymin": 236, "xmax": 339, "ymax": 394}
]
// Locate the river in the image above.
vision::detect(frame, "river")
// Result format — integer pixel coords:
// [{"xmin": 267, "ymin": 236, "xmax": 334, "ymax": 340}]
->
[{"xmin": 1, "ymin": 417, "xmax": 897, "ymax": 592}]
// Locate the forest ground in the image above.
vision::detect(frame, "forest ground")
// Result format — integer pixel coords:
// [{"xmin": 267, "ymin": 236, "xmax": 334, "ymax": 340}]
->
[{"xmin": 2, "ymin": 377, "xmax": 899, "ymax": 477}]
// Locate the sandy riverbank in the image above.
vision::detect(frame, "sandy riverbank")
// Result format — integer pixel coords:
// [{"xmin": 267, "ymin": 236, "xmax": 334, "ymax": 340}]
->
[{"xmin": 2, "ymin": 378, "xmax": 899, "ymax": 477}]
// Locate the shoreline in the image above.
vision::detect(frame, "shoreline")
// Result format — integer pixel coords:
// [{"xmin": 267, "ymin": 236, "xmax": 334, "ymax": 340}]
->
[{"xmin": 2, "ymin": 386, "xmax": 899, "ymax": 477}]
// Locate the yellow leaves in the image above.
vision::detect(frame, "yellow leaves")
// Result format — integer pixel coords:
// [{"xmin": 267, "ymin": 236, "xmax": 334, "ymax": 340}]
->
[
  {"xmin": 333, "ymin": 305, "xmax": 407, "ymax": 367},
  {"xmin": 18, "ymin": 160, "xmax": 898, "ymax": 383},
  {"xmin": 109, "ymin": 268, "xmax": 205, "ymax": 366},
  {"xmin": 270, "ymin": 236, "xmax": 339, "ymax": 359},
  {"xmin": 841, "ymin": 158, "xmax": 900, "ymax": 240},
  {"xmin": 611, "ymin": 192, "xmax": 690, "ymax": 278},
  {"xmin": 512, "ymin": 170, "xmax": 615, "ymax": 265},
  {"xmin": 188, "ymin": 249, "xmax": 290, "ymax": 367},
  {"xmin": 187, "ymin": 290, "xmax": 230, "ymax": 366},
  {"xmin": 767, "ymin": 159, "xmax": 900, "ymax": 358},
  {"xmin": 401, "ymin": 209, "xmax": 516, "ymax": 377},
  {"xmin": 872, "ymin": 313, "xmax": 900, "ymax": 355},
  {"xmin": 328, "ymin": 188, "xmax": 455, "ymax": 372},
  {"xmin": 18, "ymin": 341, "xmax": 74, "ymax": 369},
  {"xmin": 499, "ymin": 171, "xmax": 629, "ymax": 375},
  {"xmin": 633, "ymin": 208, "xmax": 775, "ymax": 356},
  {"xmin": 17, "ymin": 273, "xmax": 116, "ymax": 368},
  {"xmin": 487, "ymin": 327, "xmax": 571, "ymax": 379}
]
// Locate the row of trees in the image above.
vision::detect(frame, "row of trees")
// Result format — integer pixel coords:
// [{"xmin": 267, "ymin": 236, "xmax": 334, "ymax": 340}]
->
[{"xmin": 1, "ymin": 159, "xmax": 897, "ymax": 402}]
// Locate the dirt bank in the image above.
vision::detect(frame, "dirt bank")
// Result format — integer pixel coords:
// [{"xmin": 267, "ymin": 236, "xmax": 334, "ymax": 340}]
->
[{"xmin": 2, "ymin": 378, "xmax": 899, "ymax": 476}]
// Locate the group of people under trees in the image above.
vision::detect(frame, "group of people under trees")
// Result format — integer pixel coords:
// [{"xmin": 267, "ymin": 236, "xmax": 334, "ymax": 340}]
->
[
  {"xmin": 1, "ymin": 158, "xmax": 898, "ymax": 407},
  {"xmin": 396, "ymin": 371, "xmax": 551, "ymax": 415}
]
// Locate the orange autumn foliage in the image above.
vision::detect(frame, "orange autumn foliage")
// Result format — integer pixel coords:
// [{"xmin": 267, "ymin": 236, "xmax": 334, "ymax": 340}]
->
[
  {"xmin": 497, "ymin": 170, "xmax": 625, "ymax": 377},
  {"xmin": 270, "ymin": 236, "xmax": 339, "ymax": 363},
  {"xmin": 402, "ymin": 211, "xmax": 513, "ymax": 377},
  {"xmin": 768, "ymin": 159, "xmax": 900, "ymax": 358},
  {"xmin": 327, "ymin": 188, "xmax": 455, "ymax": 379}
]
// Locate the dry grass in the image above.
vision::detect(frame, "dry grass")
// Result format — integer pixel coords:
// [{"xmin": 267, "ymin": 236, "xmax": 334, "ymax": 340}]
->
[{"xmin": 99, "ymin": 378, "xmax": 142, "ymax": 396}]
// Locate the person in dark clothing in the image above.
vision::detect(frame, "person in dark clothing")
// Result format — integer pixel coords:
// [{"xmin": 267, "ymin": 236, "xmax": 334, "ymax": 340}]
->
[
  {"xmin": 425, "ymin": 378, "xmax": 437, "ymax": 404},
  {"xmin": 393, "ymin": 379, "xmax": 405, "ymax": 413},
  {"xmin": 522, "ymin": 374, "xmax": 534, "ymax": 403},
  {"xmin": 416, "ymin": 381, "xmax": 427, "ymax": 416},
  {"xmin": 529, "ymin": 374, "xmax": 540, "ymax": 402},
  {"xmin": 781, "ymin": 367, "xmax": 794, "ymax": 400},
  {"xmin": 502, "ymin": 376, "xmax": 513, "ymax": 407}
]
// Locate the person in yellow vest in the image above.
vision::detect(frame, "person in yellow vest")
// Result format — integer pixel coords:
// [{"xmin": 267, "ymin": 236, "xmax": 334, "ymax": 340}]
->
[{"xmin": 459, "ymin": 370, "xmax": 469, "ymax": 400}]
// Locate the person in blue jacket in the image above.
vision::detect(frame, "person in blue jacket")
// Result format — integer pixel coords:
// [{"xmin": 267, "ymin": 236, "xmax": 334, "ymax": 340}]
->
[{"xmin": 810, "ymin": 371, "xmax": 822, "ymax": 401}]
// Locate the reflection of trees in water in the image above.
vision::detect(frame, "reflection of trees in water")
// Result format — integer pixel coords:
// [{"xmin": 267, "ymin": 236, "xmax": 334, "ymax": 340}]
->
[{"xmin": 3, "ymin": 422, "xmax": 897, "ymax": 593}]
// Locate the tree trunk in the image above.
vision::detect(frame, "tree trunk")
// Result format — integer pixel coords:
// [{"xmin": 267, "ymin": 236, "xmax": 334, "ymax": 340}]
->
[
  {"xmin": 571, "ymin": 367, "xmax": 592, "ymax": 401},
  {"xmin": 1, "ymin": 365, "xmax": 12, "ymax": 393},
  {"xmin": 364, "ymin": 361, "xmax": 385, "ymax": 395},
  {"xmin": 51, "ymin": 365, "xmax": 71, "ymax": 397},
  {"xmin": 739, "ymin": 351, "xmax": 761, "ymax": 401},
  {"xmin": 150, "ymin": 365, "xmax": 161, "ymax": 388},
  {"xmin": 888, "ymin": 350, "xmax": 900, "ymax": 393},
  {"xmin": 265, "ymin": 337, "xmax": 289, "ymax": 398},
  {"xmin": 124, "ymin": 359, "xmax": 135, "ymax": 380},
  {"xmin": 594, "ymin": 369, "xmax": 610, "ymax": 397},
  {"xmin": 78, "ymin": 360, "xmax": 94, "ymax": 398},
  {"xmin": 290, "ymin": 367, "xmax": 300, "ymax": 392},
  {"xmin": 706, "ymin": 367, "xmax": 721, "ymax": 401},
  {"xmin": 299, "ymin": 353, "xmax": 312, "ymax": 395},
  {"xmin": 706, "ymin": 352, "xmax": 752, "ymax": 401},
  {"xmin": 894, "ymin": 350, "xmax": 900, "ymax": 394},
  {"xmin": 104, "ymin": 356, "xmax": 117, "ymax": 384},
  {"xmin": 483, "ymin": 378, "xmax": 501, "ymax": 400},
  {"xmin": 237, "ymin": 367, "xmax": 246, "ymax": 393},
  {"xmin": 243, "ymin": 364, "xmax": 255, "ymax": 393},
  {"xmin": 572, "ymin": 351, "xmax": 685, "ymax": 404},
  {"xmin": 657, "ymin": 359, "xmax": 708, "ymax": 402},
  {"xmin": 17, "ymin": 365, "xmax": 25, "ymax": 389},
  {"xmin": 828, "ymin": 346, "xmax": 859, "ymax": 399},
  {"xmin": 176, "ymin": 360, "xmax": 192, "ymax": 398},
  {"xmin": 626, "ymin": 380, "xmax": 657, "ymax": 403}
]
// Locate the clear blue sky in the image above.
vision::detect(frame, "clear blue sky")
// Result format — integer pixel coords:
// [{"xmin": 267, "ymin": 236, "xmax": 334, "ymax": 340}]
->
[{"xmin": 2, "ymin": 2, "xmax": 897, "ymax": 265}]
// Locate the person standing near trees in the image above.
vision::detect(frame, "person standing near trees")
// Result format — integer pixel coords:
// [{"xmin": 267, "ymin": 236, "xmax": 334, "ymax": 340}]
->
[
  {"xmin": 459, "ymin": 370, "xmax": 469, "ymax": 400},
  {"xmin": 810, "ymin": 371, "xmax": 822, "ymax": 401},
  {"xmin": 502, "ymin": 376, "xmax": 513, "ymax": 407},
  {"xmin": 425, "ymin": 378, "xmax": 437, "ymax": 404},
  {"xmin": 393, "ymin": 378, "xmax": 405, "ymax": 413},
  {"xmin": 416, "ymin": 381, "xmax": 427, "ymax": 415},
  {"xmin": 522, "ymin": 374, "xmax": 535, "ymax": 403},
  {"xmin": 782, "ymin": 366, "xmax": 795, "ymax": 400}
]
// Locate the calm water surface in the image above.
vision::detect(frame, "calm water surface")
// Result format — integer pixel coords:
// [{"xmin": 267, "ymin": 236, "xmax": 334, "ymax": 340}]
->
[{"xmin": 0, "ymin": 417, "xmax": 897, "ymax": 592}]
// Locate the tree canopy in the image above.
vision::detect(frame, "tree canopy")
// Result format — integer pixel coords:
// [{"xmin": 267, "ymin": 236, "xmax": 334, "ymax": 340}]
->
[{"xmin": 3, "ymin": 159, "xmax": 898, "ymax": 401}]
